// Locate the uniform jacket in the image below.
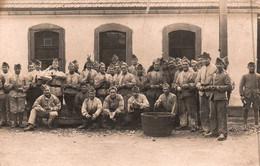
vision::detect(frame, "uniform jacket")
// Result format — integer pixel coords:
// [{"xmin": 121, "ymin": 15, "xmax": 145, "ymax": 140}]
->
[
  {"xmin": 239, "ymin": 73, "xmax": 260, "ymax": 99},
  {"xmin": 155, "ymin": 93, "xmax": 177, "ymax": 114},
  {"xmin": 33, "ymin": 94, "xmax": 61, "ymax": 112},
  {"xmin": 8, "ymin": 74, "xmax": 29, "ymax": 98},
  {"xmin": 127, "ymin": 94, "xmax": 149, "ymax": 112},
  {"xmin": 81, "ymin": 97, "xmax": 102, "ymax": 116},
  {"xmin": 103, "ymin": 94, "xmax": 124, "ymax": 112},
  {"xmin": 64, "ymin": 72, "xmax": 80, "ymax": 95}
]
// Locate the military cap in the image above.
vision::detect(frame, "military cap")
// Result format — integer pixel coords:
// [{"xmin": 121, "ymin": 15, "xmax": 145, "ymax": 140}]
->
[
  {"xmin": 68, "ymin": 61, "xmax": 75, "ymax": 68},
  {"xmin": 2, "ymin": 62, "xmax": 9, "ymax": 67},
  {"xmin": 112, "ymin": 54, "xmax": 119, "ymax": 61},
  {"xmin": 175, "ymin": 58, "xmax": 182, "ymax": 63},
  {"xmin": 162, "ymin": 83, "xmax": 170, "ymax": 89},
  {"xmin": 131, "ymin": 86, "xmax": 140, "ymax": 92},
  {"xmin": 28, "ymin": 61, "xmax": 35, "ymax": 66},
  {"xmin": 88, "ymin": 87, "xmax": 96, "ymax": 93},
  {"xmin": 248, "ymin": 62, "xmax": 255, "ymax": 66},
  {"xmin": 222, "ymin": 57, "xmax": 229, "ymax": 66},
  {"xmin": 132, "ymin": 54, "xmax": 138, "ymax": 60},
  {"xmin": 161, "ymin": 58, "xmax": 168, "ymax": 64},
  {"xmin": 72, "ymin": 60, "xmax": 78, "ymax": 64},
  {"xmin": 215, "ymin": 57, "xmax": 224, "ymax": 64},
  {"xmin": 35, "ymin": 60, "xmax": 42, "ymax": 66},
  {"xmin": 153, "ymin": 58, "xmax": 161, "ymax": 64},
  {"xmin": 136, "ymin": 64, "xmax": 143, "ymax": 70},
  {"xmin": 52, "ymin": 58, "xmax": 59, "ymax": 64},
  {"xmin": 191, "ymin": 59, "xmax": 197, "ymax": 65},
  {"xmin": 86, "ymin": 55, "xmax": 93, "ymax": 64},
  {"xmin": 201, "ymin": 52, "xmax": 211, "ymax": 59},
  {"xmin": 99, "ymin": 62, "xmax": 106, "ymax": 68},
  {"xmin": 121, "ymin": 62, "xmax": 128, "ymax": 67},
  {"xmin": 182, "ymin": 56, "xmax": 190, "ymax": 64},
  {"xmin": 109, "ymin": 86, "xmax": 118, "ymax": 92},
  {"xmin": 41, "ymin": 84, "xmax": 50, "ymax": 91},
  {"xmin": 14, "ymin": 64, "xmax": 21, "ymax": 69}
]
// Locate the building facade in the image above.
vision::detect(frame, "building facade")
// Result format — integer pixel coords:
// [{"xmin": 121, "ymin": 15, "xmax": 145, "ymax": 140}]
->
[{"xmin": 0, "ymin": 0, "xmax": 259, "ymax": 106}]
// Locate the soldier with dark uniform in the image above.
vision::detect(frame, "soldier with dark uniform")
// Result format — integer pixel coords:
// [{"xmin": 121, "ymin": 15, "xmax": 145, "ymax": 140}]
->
[
  {"xmin": 205, "ymin": 57, "xmax": 232, "ymax": 141},
  {"xmin": 134, "ymin": 64, "xmax": 148, "ymax": 93},
  {"xmin": 64, "ymin": 62, "xmax": 80, "ymax": 114},
  {"xmin": 175, "ymin": 59, "xmax": 198, "ymax": 131},
  {"xmin": 102, "ymin": 86, "xmax": 125, "ymax": 129},
  {"xmin": 74, "ymin": 83, "xmax": 89, "ymax": 115},
  {"xmin": 94, "ymin": 62, "xmax": 112, "ymax": 102},
  {"xmin": 161, "ymin": 58, "xmax": 171, "ymax": 84},
  {"xmin": 196, "ymin": 52, "xmax": 217, "ymax": 135},
  {"xmin": 146, "ymin": 59, "xmax": 163, "ymax": 110},
  {"xmin": 0, "ymin": 72, "xmax": 5, "ymax": 128},
  {"xmin": 168, "ymin": 58, "xmax": 177, "ymax": 85},
  {"xmin": 239, "ymin": 62, "xmax": 260, "ymax": 127},
  {"xmin": 116, "ymin": 62, "xmax": 136, "ymax": 111}
]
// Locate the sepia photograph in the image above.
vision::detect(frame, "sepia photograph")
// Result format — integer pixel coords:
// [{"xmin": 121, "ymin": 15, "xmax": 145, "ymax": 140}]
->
[{"xmin": 0, "ymin": 0, "xmax": 259, "ymax": 165}]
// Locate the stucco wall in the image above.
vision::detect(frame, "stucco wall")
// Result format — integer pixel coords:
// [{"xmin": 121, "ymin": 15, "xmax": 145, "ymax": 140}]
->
[{"xmin": 0, "ymin": 13, "xmax": 257, "ymax": 106}]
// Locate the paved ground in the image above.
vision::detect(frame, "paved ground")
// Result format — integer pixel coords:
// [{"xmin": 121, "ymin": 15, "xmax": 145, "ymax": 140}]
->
[{"xmin": 0, "ymin": 117, "xmax": 259, "ymax": 166}]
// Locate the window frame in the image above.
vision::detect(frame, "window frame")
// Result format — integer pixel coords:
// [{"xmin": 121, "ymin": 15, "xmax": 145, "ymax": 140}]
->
[
  {"xmin": 162, "ymin": 23, "xmax": 201, "ymax": 60},
  {"xmin": 28, "ymin": 23, "xmax": 66, "ymax": 72},
  {"xmin": 94, "ymin": 23, "xmax": 133, "ymax": 65}
]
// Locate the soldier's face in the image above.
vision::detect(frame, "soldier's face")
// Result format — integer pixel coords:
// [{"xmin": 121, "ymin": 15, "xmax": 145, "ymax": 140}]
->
[
  {"xmin": 163, "ymin": 87, "xmax": 170, "ymax": 94},
  {"xmin": 81, "ymin": 85, "xmax": 88, "ymax": 93},
  {"xmin": 131, "ymin": 58, "xmax": 138, "ymax": 65},
  {"xmin": 28, "ymin": 64, "xmax": 35, "ymax": 72},
  {"xmin": 248, "ymin": 64, "xmax": 255, "ymax": 73},
  {"xmin": 191, "ymin": 63, "xmax": 198, "ymax": 72},
  {"xmin": 100, "ymin": 66, "xmax": 106, "ymax": 74},
  {"xmin": 177, "ymin": 62, "xmax": 182, "ymax": 70},
  {"xmin": 154, "ymin": 63, "xmax": 160, "ymax": 71},
  {"xmin": 110, "ymin": 89, "xmax": 117, "ymax": 98},
  {"xmin": 68, "ymin": 65, "xmax": 75, "ymax": 72},
  {"xmin": 89, "ymin": 78, "xmax": 94, "ymax": 85},
  {"xmin": 109, "ymin": 68, "xmax": 115, "ymax": 74},
  {"xmin": 133, "ymin": 91, "xmax": 138, "ymax": 98},
  {"xmin": 88, "ymin": 91, "xmax": 95, "ymax": 100},
  {"xmin": 52, "ymin": 61, "xmax": 59, "ymax": 69},
  {"xmin": 35, "ymin": 64, "xmax": 41, "ymax": 71},
  {"xmin": 162, "ymin": 63, "xmax": 168, "ymax": 70},
  {"xmin": 137, "ymin": 68, "xmax": 143, "ymax": 75},
  {"xmin": 168, "ymin": 62, "xmax": 175, "ymax": 68},
  {"xmin": 115, "ymin": 66, "xmax": 120, "ymax": 73},
  {"xmin": 43, "ymin": 88, "xmax": 51, "ymax": 98},
  {"xmin": 121, "ymin": 66, "xmax": 127, "ymax": 74},
  {"xmin": 2, "ymin": 66, "xmax": 9, "ymax": 73},
  {"xmin": 74, "ymin": 63, "xmax": 79, "ymax": 71},
  {"xmin": 203, "ymin": 58, "xmax": 210, "ymax": 66},
  {"xmin": 14, "ymin": 68, "xmax": 21, "ymax": 75},
  {"xmin": 216, "ymin": 62, "xmax": 224, "ymax": 71},
  {"xmin": 182, "ymin": 62, "xmax": 189, "ymax": 71}
]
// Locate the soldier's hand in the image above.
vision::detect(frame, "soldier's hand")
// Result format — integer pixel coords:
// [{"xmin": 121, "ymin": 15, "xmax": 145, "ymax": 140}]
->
[
  {"xmin": 91, "ymin": 115, "xmax": 96, "ymax": 120},
  {"xmin": 197, "ymin": 86, "xmax": 203, "ymax": 91},
  {"xmin": 241, "ymin": 96, "xmax": 245, "ymax": 101},
  {"xmin": 85, "ymin": 114, "xmax": 91, "ymax": 119},
  {"xmin": 177, "ymin": 86, "xmax": 182, "ymax": 92},
  {"xmin": 209, "ymin": 85, "xmax": 217, "ymax": 91},
  {"xmin": 182, "ymin": 84, "xmax": 189, "ymax": 89}
]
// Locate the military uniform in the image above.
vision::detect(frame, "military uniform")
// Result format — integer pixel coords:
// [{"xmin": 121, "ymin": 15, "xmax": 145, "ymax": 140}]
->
[
  {"xmin": 154, "ymin": 92, "xmax": 177, "ymax": 113},
  {"xmin": 94, "ymin": 72, "xmax": 112, "ymax": 102},
  {"xmin": 74, "ymin": 91, "xmax": 89, "ymax": 115},
  {"xmin": 175, "ymin": 68, "xmax": 198, "ymax": 129},
  {"xmin": 196, "ymin": 63, "xmax": 217, "ymax": 133},
  {"xmin": 209, "ymin": 62, "xmax": 232, "ymax": 139},
  {"xmin": 64, "ymin": 72, "xmax": 80, "ymax": 114},
  {"xmin": 0, "ymin": 74, "xmax": 6, "ymax": 126}
]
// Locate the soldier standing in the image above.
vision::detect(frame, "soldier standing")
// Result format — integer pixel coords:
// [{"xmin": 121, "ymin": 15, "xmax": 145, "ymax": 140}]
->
[
  {"xmin": 94, "ymin": 62, "xmax": 112, "ymax": 102},
  {"xmin": 0, "ymin": 73, "xmax": 5, "ymax": 128},
  {"xmin": 161, "ymin": 58, "xmax": 171, "ymax": 84},
  {"xmin": 205, "ymin": 57, "xmax": 232, "ymax": 141},
  {"xmin": 239, "ymin": 62, "xmax": 260, "ymax": 127},
  {"xmin": 146, "ymin": 59, "xmax": 163, "ymax": 110},
  {"xmin": 175, "ymin": 59, "xmax": 198, "ymax": 131},
  {"xmin": 116, "ymin": 62, "xmax": 136, "ymax": 111},
  {"xmin": 64, "ymin": 62, "xmax": 80, "ymax": 115},
  {"xmin": 134, "ymin": 64, "xmax": 148, "ymax": 93},
  {"xmin": 80, "ymin": 57, "xmax": 98, "ymax": 85},
  {"xmin": 196, "ymin": 52, "xmax": 217, "ymax": 135}
]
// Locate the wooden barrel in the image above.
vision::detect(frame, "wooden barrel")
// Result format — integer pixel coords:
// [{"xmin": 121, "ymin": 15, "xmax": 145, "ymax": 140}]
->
[{"xmin": 141, "ymin": 112, "xmax": 174, "ymax": 137}]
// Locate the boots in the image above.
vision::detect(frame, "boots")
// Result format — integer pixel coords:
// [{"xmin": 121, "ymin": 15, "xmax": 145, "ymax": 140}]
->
[
  {"xmin": 77, "ymin": 121, "xmax": 87, "ymax": 129},
  {"xmin": 11, "ymin": 114, "xmax": 18, "ymax": 128},
  {"xmin": 254, "ymin": 110, "xmax": 259, "ymax": 126},
  {"xmin": 243, "ymin": 108, "xmax": 248, "ymax": 125},
  {"xmin": 47, "ymin": 117, "xmax": 55, "ymax": 129}
]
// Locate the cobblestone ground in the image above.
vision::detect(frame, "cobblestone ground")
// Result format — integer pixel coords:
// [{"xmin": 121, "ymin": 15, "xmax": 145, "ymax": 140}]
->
[{"xmin": 0, "ymin": 117, "xmax": 259, "ymax": 166}]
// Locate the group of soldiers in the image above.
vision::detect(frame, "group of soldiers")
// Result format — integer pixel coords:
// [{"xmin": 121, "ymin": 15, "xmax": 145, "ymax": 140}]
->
[{"xmin": 0, "ymin": 53, "xmax": 259, "ymax": 141}]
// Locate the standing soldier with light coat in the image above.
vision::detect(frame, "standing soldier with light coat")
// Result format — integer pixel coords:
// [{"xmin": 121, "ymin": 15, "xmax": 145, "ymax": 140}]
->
[
  {"xmin": 196, "ymin": 52, "xmax": 217, "ymax": 135},
  {"xmin": 175, "ymin": 59, "xmax": 198, "ymax": 131},
  {"xmin": 80, "ymin": 56, "xmax": 98, "ymax": 86}
]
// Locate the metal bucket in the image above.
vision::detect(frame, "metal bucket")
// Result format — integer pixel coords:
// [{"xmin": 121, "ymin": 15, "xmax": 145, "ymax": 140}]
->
[{"xmin": 141, "ymin": 112, "xmax": 174, "ymax": 137}]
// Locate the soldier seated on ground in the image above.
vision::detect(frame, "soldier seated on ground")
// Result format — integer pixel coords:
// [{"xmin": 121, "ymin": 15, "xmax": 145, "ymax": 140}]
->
[
  {"xmin": 123, "ymin": 86, "xmax": 150, "ymax": 128},
  {"xmin": 101, "ymin": 86, "xmax": 125, "ymax": 129},
  {"xmin": 77, "ymin": 88, "xmax": 103, "ymax": 130},
  {"xmin": 24, "ymin": 84, "xmax": 61, "ymax": 131},
  {"xmin": 154, "ymin": 83, "xmax": 177, "ymax": 115}
]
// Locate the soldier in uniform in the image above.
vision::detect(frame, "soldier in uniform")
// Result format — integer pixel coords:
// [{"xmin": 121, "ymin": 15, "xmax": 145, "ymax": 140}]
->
[
  {"xmin": 7, "ymin": 64, "xmax": 29, "ymax": 128},
  {"xmin": 154, "ymin": 83, "xmax": 177, "ymax": 114},
  {"xmin": 239, "ymin": 62, "xmax": 260, "ymax": 127},
  {"xmin": 205, "ymin": 57, "xmax": 232, "ymax": 141},
  {"xmin": 146, "ymin": 59, "xmax": 163, "ymax": 110},
  {"xmin": 80, "ymin": 56, "xmax": 98, "ymax": 86},
  {"xmin": 191, "ymin": 60, "xmax": 199, "ymax": 73},
  {"xmin": 42, "ymin": 59, "xmax": 66, "ymax": 105},
  {"xmin": 77, "ymin": 87, "xmax": 103, "ymax": 129},
  {"xmin": 0, "ymin": 73, "xmax": 5, "ymax": 128},
  {"xmin": 168, "ymin": 58, "xmax": 177, "ymax": 85},
  {"xmin": 1, "ymin": 62, "xmax": 13, "ymax": 126},
  {"xmin": 93, "ymin": 61, "xmax": 100, "ymax": 73},
  {"xmin": 107, "ymin": 65, "xmax": 117, "ymax": 86},
  {"xmin": 124, "ymin": 86, "xmax": 149, "ymax": 128},
  {"xmin": 94, "ymin": 62, "xmax": 112, "ymax": 103},
  {"xmin": 134, "ymin": 64, "xmax": 148, "ymax": 93},
  {"xmin": 161, "ymin": 58, "xmax": 171, "ymax": 84},
  {"xmin": 128, "ymin": 54, "xmax": 146, "ymax": 76},
  {"xmin": 116, "ymin": 62, "xmax": 136, "ymax": 111},
  {"xmin": 196, "ymin": 52, "xmax": 217, "ymax": 135},
  {"xmin": 72, "ymin": 60, "xmax": 80, "ymax": 75},
  {"xmin": 24, "ymin": 84, "xmax": 61, "ymax": 131},
  {"xmin": 197, "ymin": 55, "xmax": 204, "ymax": 69},
  {"xmin": 74, "ymin": 83, "xmax": 89, "ymax": 115},
  {"xmin": 175, "ymin": 59, "xmax": 198, "ymax": 131},
  {"xmin": 64, "ymin": 62, "xmax": 80, "ymax": 115},
  {"xmin": 172, "ymin": 58, "xmax": 183, "ymax": 86},
  {"xmin": 102, "ymin": 86, "xmax": 125, "ymax": 129},
  {"xmin": 111, "ymin": 54, "xmax": 119, "ymax": 67}
]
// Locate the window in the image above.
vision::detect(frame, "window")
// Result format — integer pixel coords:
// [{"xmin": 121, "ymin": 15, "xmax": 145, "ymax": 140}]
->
[
  {"xmin": 162, "ymin": 23, "xmax": 201, "ymax": 60},
  {"xmin": 169, "ymin": 30, "xmax": 195, "ymax": 60},
  {"xmin": 99, "ymin": 31, "xmax": 126, "ymax": 67},
  {"xmin": 94, "ymin": 23, "xmax": 132, "ymax": 66},
  {"xmin": 29, "ymin": 23, "xmax": 65, "ymax": 72}
]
